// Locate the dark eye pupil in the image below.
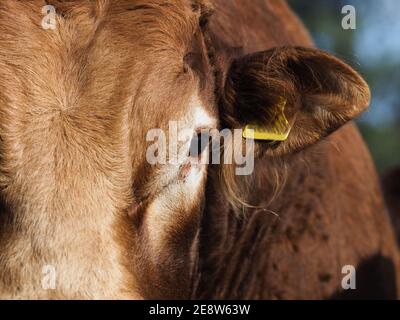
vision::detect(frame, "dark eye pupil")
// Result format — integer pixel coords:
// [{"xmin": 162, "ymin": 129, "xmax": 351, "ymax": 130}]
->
[
  {"xmin": 189, "ymin": 132, "xmax": 209, "ymax": 158},
  {"xmin": 184, "ymin": 52, "xmax": 196, "ymax": 65}
]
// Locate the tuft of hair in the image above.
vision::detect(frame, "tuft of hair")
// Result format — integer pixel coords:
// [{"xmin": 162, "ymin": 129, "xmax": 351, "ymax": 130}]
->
[{"xmin": 215, "ymin": 135, "xmax": 289, "ymax": 213}]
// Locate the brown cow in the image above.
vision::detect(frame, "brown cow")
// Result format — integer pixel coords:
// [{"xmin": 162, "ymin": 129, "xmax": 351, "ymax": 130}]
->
[
  {"xmin": 383, "ymin": 167, "xmax": 400, "ymax": 246},
  {"xmin": 0, "ymin": 0, "xmax": 398, "ymax": 299}
]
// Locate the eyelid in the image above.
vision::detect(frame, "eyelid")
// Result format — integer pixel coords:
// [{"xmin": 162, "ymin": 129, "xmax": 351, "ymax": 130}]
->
[
  {"xmin": 188, "ymin": 130, "xmax": 210, "ymax": 159},
  {"xmin": 183, "ymin": 51, "xmax": 197, "ymax": 66}
]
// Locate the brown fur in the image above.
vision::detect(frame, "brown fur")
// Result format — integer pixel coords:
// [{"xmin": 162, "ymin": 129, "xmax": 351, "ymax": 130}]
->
[
  {"xmin": 0, "ymin": 0, "xmax": 215, "ymax": 299},
  {"xmin": 0, "ymin": 0, "xmax": 398, "ymax": 300},
  {"xmin": 196, "ymin": 0, "xmax": 400, "ymax": 299},
  {"xmin": 383, "ymin": 167, "xmax": 400, "ymax": 246}
]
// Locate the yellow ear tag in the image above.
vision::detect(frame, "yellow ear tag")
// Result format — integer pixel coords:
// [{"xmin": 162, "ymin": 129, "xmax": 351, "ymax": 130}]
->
[{"xmin": 242, "ymin": 98, "xmax": 291, "ymax": 141}]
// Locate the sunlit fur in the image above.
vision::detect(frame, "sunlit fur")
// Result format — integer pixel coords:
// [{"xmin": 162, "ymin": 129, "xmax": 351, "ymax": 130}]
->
[{"xmin": 0, "ymin": 0, "xmax": 398, "ymax": 300}]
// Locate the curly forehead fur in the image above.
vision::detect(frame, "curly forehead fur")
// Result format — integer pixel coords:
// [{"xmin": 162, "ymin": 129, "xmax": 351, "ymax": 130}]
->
[{"xmin": 0, "ymin": 0, "xmax": 215, "ymax": 299}]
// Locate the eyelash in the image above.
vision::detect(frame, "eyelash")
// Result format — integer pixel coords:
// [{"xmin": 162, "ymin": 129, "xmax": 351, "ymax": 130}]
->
[{"xmin": 188, "ymin": 131, "xmax": 209, "ymax": 159}]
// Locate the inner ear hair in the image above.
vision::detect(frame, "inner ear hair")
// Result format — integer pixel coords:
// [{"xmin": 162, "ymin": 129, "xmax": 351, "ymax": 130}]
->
[{"xmin": 221, "ymin": 46, "xmax": 370, "ymax": 129}]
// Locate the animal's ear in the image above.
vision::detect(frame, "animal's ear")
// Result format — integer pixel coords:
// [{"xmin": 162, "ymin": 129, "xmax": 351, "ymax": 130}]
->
[{"xmin": 220, "ymin": 46, "xmax": 371, "ymax": 156}]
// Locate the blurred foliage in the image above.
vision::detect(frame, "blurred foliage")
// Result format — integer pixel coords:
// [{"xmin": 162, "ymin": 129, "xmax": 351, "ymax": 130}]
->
[
  {"xmin": 359, "ymin": 124, "xmax": 400, "ymax": 172},
  {"xmin": 288, "ymin": 0, "xmax": 400, "ymax": 173}
]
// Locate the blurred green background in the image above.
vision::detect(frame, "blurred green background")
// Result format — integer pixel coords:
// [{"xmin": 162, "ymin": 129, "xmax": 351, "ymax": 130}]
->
[{"xmin": 289, "ymin": 0, "xmax": 400, "ymax": 174}]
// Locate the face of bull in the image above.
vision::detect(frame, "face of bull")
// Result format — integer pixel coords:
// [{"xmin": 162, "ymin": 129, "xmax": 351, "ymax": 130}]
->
[{"xmin": 0, "ymin": 0, "xmax": 370, "ymax": 299}]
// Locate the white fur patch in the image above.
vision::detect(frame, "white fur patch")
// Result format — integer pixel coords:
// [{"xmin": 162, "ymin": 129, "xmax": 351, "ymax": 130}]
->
[{"xmin": 144, "ymin": 92, "xmax": 216, "ymax": 252}]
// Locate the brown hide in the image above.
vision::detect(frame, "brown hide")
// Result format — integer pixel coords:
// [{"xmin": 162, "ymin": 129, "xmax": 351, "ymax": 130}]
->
[
  {"xmin": 0, "ymin": 0, "xmax": 398, "ymax": 300},
  {"xmin": 383, "ymin": 167, "xmax": 400, "ymax": 246},
  {"xmin": 196, "ymin": 0, "xmax": 400, "ymax": 300}
]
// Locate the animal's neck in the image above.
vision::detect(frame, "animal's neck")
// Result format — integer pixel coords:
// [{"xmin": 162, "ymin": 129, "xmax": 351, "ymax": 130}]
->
[{"xmin": 194, "ymin": 159, "xmax": 285, "ymax": 299}]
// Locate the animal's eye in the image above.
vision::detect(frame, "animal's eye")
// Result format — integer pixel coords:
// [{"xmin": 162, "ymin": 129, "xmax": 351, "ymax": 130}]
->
[
  {"xmin": 183, "ymin": 52, "xmax": 197, "ymax": 73},
  {"xmin": 188, "ymin": 131, "xmax": 209, "ymax": 159}
]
